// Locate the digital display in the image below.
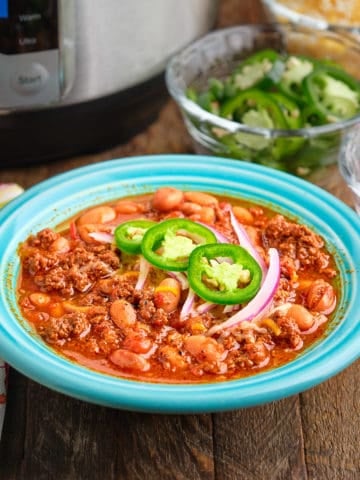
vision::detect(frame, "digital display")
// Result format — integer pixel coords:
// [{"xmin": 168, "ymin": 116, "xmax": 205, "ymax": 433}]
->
[{"xmin": 0, "ymin": 0, "xmax": 8, "ymax": 18}]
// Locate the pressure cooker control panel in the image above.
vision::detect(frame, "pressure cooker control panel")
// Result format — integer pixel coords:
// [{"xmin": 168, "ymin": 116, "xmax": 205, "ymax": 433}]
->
[{"xmin": 0, "ymin": 0, "xmax": 60, "ymax": 109}]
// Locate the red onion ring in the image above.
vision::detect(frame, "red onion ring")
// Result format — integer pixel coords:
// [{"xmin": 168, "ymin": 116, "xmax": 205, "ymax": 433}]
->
[
  {"xmin": 168, "ymin": 271, "xmax": 189, "ymax": 290},
  {"xmin": 88, "ymin": 232, "xmax": 114, "ymax": 243},
  {"xmin": 301, "ymin": 313, "xmax": 328, "ymax": 335},
  {"xmin": 198, "ymin": 222, "xmax": 230, "ymax": 243},
  {"xmin": 319, "ymin": 297, "xmax": 337, "ymax": 316},
  {"xmin": 207, "ymin": 248, "xmax": 280, "ymax": 336},
  {"xmin": 227, "ymin": 205, "xmax": 267, "ymax": 274},
  {"xmin": 196, "ymin": 301, "xmax": 216, "ymax": 314},
  {"xmin": 135, "ymin": 257, "xmax": 151, "ymax": 290},
  {"xmin": 223, "ymin": 304, "xmax": 239, "ymax": 314},
  {"xmin": 180, "ymin": 288, "xmax": 196, "ymax": 320}
]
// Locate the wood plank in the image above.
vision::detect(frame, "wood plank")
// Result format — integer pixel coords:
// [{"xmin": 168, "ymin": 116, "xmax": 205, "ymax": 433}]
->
[
  {"xmin": 216, "ymin": 0, "xmax": 269, "ymax": 27},
  {"xmin": 0, "ymin": 370, "xmax": 28, "ymax": 480},
  {"xmin": 9, "ymin": 379, "xmax": 214, "ymax": 480},
  {"xmin": 300, "ymin": 362, "xmax": 360, "ymax": 480},
  {"xmin": 213, "ymin": 397, "xmax": 308, "ymax": 479}
]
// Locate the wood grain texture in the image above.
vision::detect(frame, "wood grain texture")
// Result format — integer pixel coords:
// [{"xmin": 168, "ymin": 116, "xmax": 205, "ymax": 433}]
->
[
  {"xmin": 213, "ymin": 398, "xmax": 307, "ymax": 480},
  {"xmin": 1, "ymin": 375, "xmax": 214, "ymax": 480},
  {"xmin": 301, "ymin": 362, "xmax": 360, "ymax": 480}
]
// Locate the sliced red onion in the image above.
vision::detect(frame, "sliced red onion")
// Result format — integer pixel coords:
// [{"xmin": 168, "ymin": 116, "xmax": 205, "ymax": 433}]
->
[
  {"xmin": 207, "ymin": 248, "xmax": 280, "ymax": 336},
  {"xmin": 177, "ymin": 229, "xmax": 207, "ymax": 245},
  {"xmin": 320, "ymin": 297, "xmax": 337, "ymax": 316},
  {"xmin": 301, "ymin": 313, "xmax": 328, "ymax": 335},
  {"xmin": 252, "ymin": 355, "xmax": 271, "ymax": 370},
  {"xmin": 223, "ymin": 304, "xmax": 239, "ymax": 314},
  {"xmin": 196, "ymin": 301, "xmax": 216, "ymax": 314},
  {"xmin": 227, "ymin": 205, "xmax": 267, "ymax": 273},
  {"xmin": 141, "ymin": 343, "xmax": 158, "ymax": 359},
  {"xmin": 168, "ymin": 271, "xmax": 189, "ymax": 290},
  {"xmin": 79, "ymin": 324, "xmax": 91, "ymax": 339},
  {"xmin": 288, "ymin": 338, "xmax": 304, "ymax": 352},
  {"xmin": 198, "ymin": 222, "xmax": 230, "ymax": 243},
  {"xmin": 88, "ymin": 231, "xmax": 114, "ymax": 243},
  {"xmin": 180, "ymin": 288, "xmax": 196, "ymax": 320},
  {"xmin": 135, "ymin": 256, "xmax": 151, "ymax": 290},
  {"xmin": 268, "ymin": 303, "xmax": 293, "ymax": 316}
]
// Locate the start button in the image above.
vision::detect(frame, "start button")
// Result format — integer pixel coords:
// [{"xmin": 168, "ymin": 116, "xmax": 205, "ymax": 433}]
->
[{"xmin": 11, "ymin": 62, "xmax": 49, "ymax": 95}]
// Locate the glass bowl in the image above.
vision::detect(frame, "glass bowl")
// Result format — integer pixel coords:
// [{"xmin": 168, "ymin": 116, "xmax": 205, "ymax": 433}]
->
[
  {"xmin": 262, "ymin": 0, "xmax": 360, "ymax": 38},
  {"xmin": 165, "ymin": 23, "xmax": 360, "ymax": 176},
  {"xmin": 339, "ymin": 125, "xmax": 360, "ymax": 213}
]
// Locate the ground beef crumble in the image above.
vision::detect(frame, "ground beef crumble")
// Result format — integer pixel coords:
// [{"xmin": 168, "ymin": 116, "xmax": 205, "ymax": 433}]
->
[
  {"xmin": 263, "ymin": 215, "xmax": 331, "ymax": 273},
  {"xmin": 22, "ymin": 234, "xmax": 120, "ymax": 296},
  {"xmin": 39, "ymin": 312, "xmax": 90, "ymax": 344}
]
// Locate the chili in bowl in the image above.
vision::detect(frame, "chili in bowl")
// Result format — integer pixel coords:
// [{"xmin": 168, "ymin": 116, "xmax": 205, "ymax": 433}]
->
[{"xmin": 0, "ymin": 155, "xmax": 359, "ymax": 412}]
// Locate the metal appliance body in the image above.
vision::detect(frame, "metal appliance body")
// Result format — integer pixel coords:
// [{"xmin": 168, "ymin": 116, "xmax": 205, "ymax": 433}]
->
[{"xmin": 0, "ymin": 0, "xmax": 218, "ymax": 164}]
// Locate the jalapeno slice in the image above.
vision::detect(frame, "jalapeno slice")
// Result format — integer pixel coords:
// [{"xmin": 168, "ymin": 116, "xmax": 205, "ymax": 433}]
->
[
  {"xmin": 232, "ymin": 49, "xmax": 285, "ymax": 90},
  {"xmin": 115, "ymin": 220, "xmax": 156, "ymax": 255},
  {"xmin": 221, "ymin": 89, "xmax": 286, "ymax": 125},
  {"xmin": 278, "ymin": 54, "xmax": 316, "ymax": 104},
  {"xmin": 303, "ymin": 65, "xmax": 360, "ymax": 122},
  {"xmin": 220, "ymin": 89, "xmax": 289, "ymax": 160},
  {"xmin": 141, "ymin": 218, "xmax": 217, "ymax": 271},
  {"xmin": 268, "ymin": 92, "xmax": 302, "ymax": 129},
  {"xmin": 188, "ymin": 243, "xmax": 263, "ymax": 305}
]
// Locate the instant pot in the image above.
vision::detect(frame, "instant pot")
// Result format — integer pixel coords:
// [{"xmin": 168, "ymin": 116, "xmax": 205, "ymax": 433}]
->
[{"xmin": 0, "ymin": 0, "xmax": 218, "ymax": 165}]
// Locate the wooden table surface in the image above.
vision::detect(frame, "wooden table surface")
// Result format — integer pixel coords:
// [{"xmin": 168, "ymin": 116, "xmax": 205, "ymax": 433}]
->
[{"xmin": 0, "ymin": 1, "xmax": 359, "ymax": 479}]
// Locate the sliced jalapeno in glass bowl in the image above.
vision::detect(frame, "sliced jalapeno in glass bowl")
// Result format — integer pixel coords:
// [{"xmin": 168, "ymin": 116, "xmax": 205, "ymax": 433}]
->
[
  {"xmin": 166, "ymin": 23, "xmax": 360, "ymax": 177},
  {"xmin": 303, "ymin": 65, "xmax": 360, "ymax": 122},
  {"xmin": 231, "ymin": 48, "xmax": 285, "ymax": 91}
]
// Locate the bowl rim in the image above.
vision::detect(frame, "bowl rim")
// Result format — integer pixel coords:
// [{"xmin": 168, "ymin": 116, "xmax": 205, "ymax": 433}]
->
[
  {"xmin": 166, "ymin": 23, "xmax": 360, "ymax": 139},
  {"xmin": 339, "ymin": 124, "xmax": 360, "ymax": 184},
  {"xmin": 262, "ymin": 0, "xmax": 360, "ymax": 31},
  {"xmin": 0, "ymin": 154, "xmax": 359, "ymax": 413}
]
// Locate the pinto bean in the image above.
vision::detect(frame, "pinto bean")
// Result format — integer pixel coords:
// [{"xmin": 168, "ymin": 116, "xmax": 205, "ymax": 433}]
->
[
  {"xmin": 184, "ymin": 191, "xmax": 218, "ymax": 207},
  {"xmin": 152, "ymin": 187, "xmax": 184, "ymax": 212},
  {"xmin": 233, "ymin": 206, "xmax": 254, "ymax": 225},
  {"xmin": 122, "ymin": 332, "xmax": 152, "ymax": 354},
  {"xmin": 158, "ymin": 345, "xmax": 187, "ymax": 370},
  {"xmin": 154, "ymin": 278, "xmax": 181, "ymax": 313},
  {"xmin": 63, "ymin": 302, "xmax": 90, "ymax": 313},
  {"xmin": 48, "ymin": 302, "xmax": 65, "ymax": 318},
  {"xmin": 287, "ymin": 304, "xmax": 315, "ymax": 331},
  {"xmin": 49, "ymin": 236, "xmax": 70, "ymax": 254},
  {"xmin": 29, "ymin": 292, "xmax": 51, "ymax": 307},
  {"xmin": 244, "ymin": 225, "xmax": 262, "ymax": 247},
  {"xmin": 244, "ymin": 341, "xmax": 269, "ymax": 365},
  {"xmin": 180, "ymin": 202, "xmax": 202, "ymax": 216},
  {"xmin": 196, "ymin": 206, "xmax": 216, "ymax": 224},
  {"xmin": 306, "ymin": 280, "xmax": 336, "ymax": 314},
  {"xmin": 110, "ymin": 299, "xmax": 137, "ymax": 329},
  {"xmin": 77, "ymin": 224, "xmax": 114, "ymax": 244},
  {"xmin": 77, "ymin": 206, "xmax": 116, "ymax": 226},
  {"xmin": 114, "ymin": 200, "xmax": 145, "ymax": 214},
  {"xmin": 109, "ymin": 349, "xmax": 150, "ymax": 371},
  {"xmin": 184, "ymin": 335, "xmax": 225, "ymax": 363}
]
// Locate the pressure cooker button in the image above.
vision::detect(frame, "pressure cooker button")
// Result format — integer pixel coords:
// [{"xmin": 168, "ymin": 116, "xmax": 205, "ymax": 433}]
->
[{"xmin": 11, "ymin": 63, "xmax": 49, "ymax": 95}]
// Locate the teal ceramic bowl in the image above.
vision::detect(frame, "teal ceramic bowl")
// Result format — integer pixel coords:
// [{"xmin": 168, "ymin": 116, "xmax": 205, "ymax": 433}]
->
[{"xmin": 0, "ymin": 155, "xmax": 359, "ymax": 413}]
